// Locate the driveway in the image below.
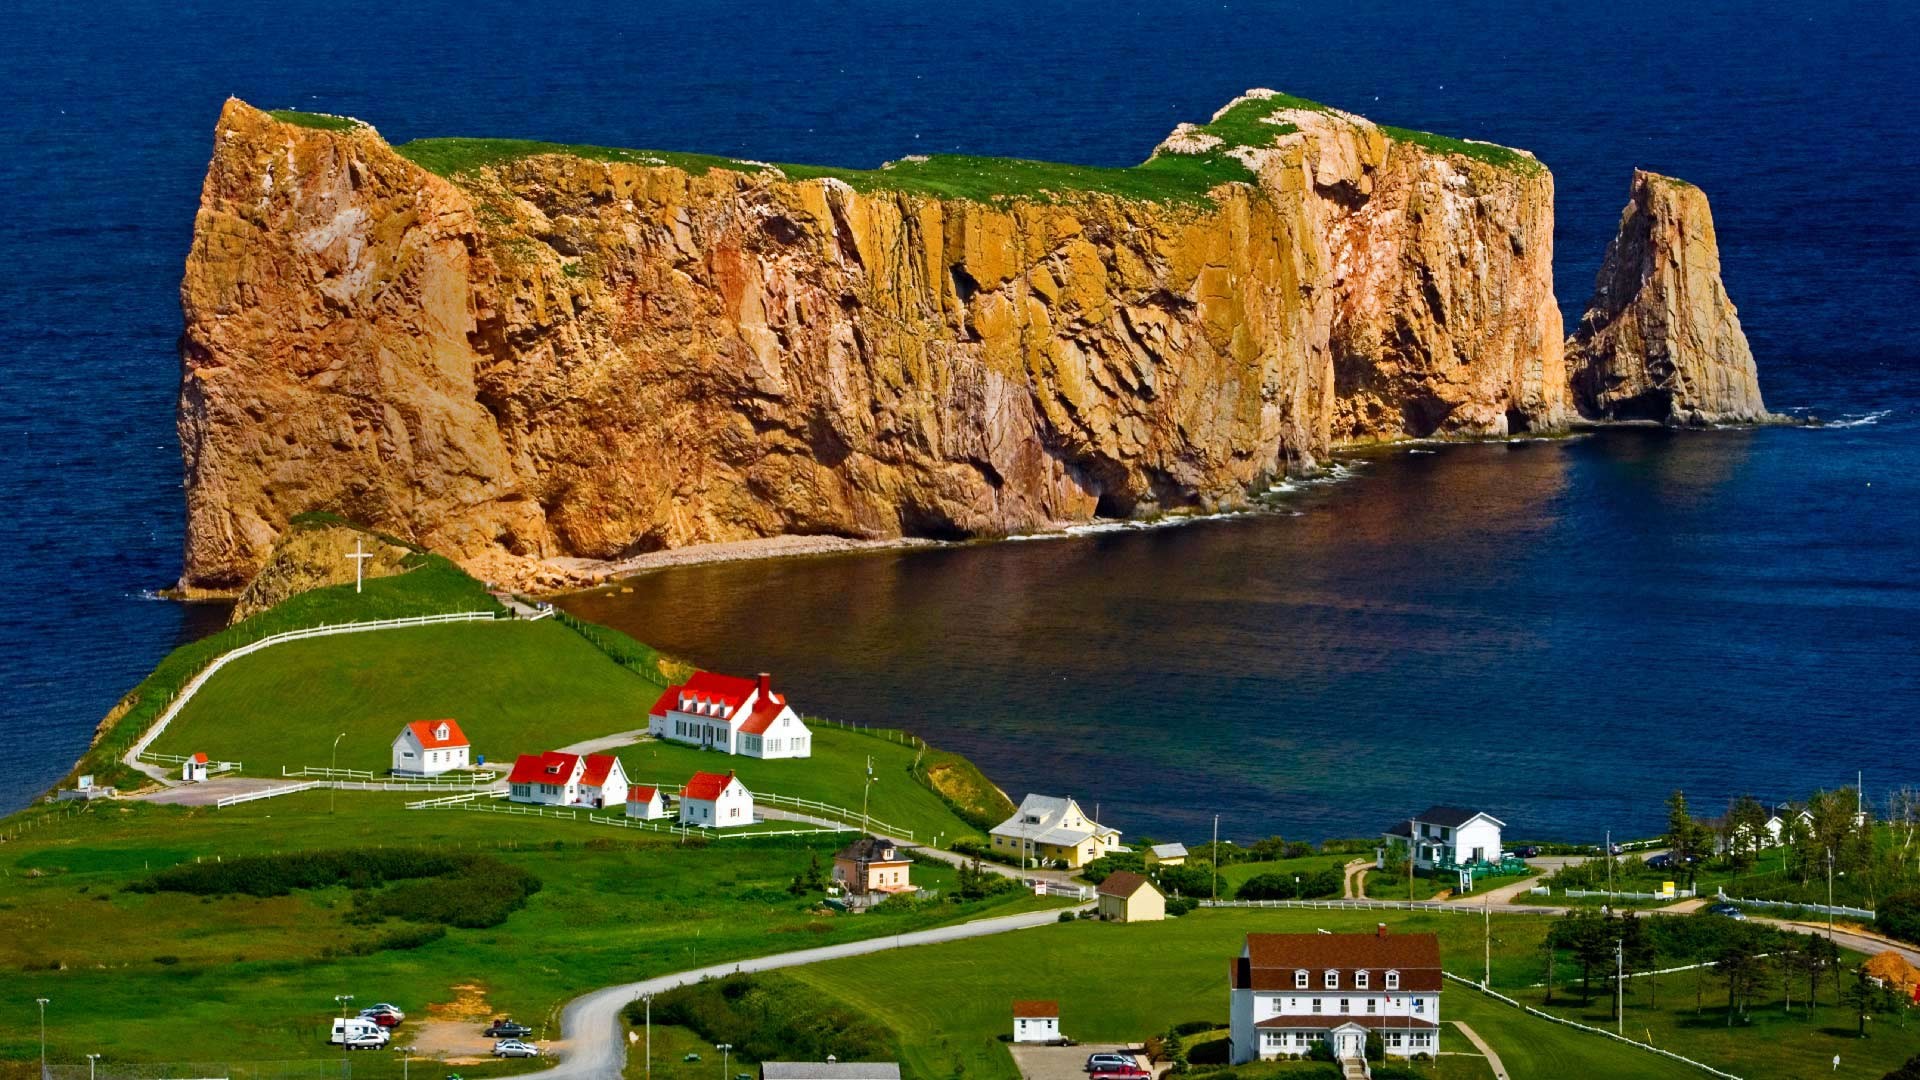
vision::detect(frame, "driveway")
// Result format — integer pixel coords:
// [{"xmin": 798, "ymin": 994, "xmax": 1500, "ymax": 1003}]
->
[
  {"xmin": 134, "ymin": 776, "xmax": 291, "ymax": 806},
  {"xmin": 515, "ymin": 906, "xmax": 1087, "ymax": 1080},
  {"xmin": 1009, "ymin": 1044, "xmax": 1158, "ymax": 1080}
]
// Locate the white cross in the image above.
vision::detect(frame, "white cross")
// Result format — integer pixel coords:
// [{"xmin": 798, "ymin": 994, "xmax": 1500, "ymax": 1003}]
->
[{"xmin": 345, "ymin": 539, "xmax": 374, "ymax": 594}]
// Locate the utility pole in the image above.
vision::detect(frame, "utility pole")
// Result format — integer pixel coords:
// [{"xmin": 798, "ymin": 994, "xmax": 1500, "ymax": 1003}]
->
[
  {"xmin": 1607, "ymin": 830, "xmax": 1614, "ymax": 895},
  {"xmin": 1408, "ymin": 818, "xmax": 1416, "ymax": 906},
  {"xmin": 1827, "ymin": 847, "xmax": 1836, "ymax": 943},
  {"xmin": 642, "ymin": 994, "xmax": 653, "ymax": 1080},
  {"xmin": 35, "ymin": 999, "xmax": 48, "ymax": 1080},
  {"xmin": 1483, "ymin": 893, "xmax": 1492, "ymax": 987},
  {"xmin": 1212, "ymin": 815, "xmax": 1220, "ymax": 902},
  {"xmin": 1616, "ymin": 939, "xmax": 1625, "ymax": 1035}
]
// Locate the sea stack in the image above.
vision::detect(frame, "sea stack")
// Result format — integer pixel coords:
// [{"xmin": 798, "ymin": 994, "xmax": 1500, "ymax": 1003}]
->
[{"xmin": 1566, "ymin": 169, "xmax": 1770, "ymax": 426}]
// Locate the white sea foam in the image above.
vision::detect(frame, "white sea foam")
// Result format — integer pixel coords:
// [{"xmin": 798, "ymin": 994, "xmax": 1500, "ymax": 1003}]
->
[
  {"xmin": 1407, "ymin": 449, "xmax": 1435, "ymax": 455},
  {"xmin": 1826, "ymin": 410, "xmax": 1891, "ymax": 429}
]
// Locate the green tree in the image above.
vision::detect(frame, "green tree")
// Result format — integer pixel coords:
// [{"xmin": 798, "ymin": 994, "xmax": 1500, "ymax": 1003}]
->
[
  {"xmin": 1667, "ymin": 790, "xmax": 1710, "ymax": 887},
  {"xmin": 1714, "ymin": 929, "xmax": 1770, "ymax": 1026},
  {"xmin": 1725, "ymin": 795, "xmax": 1769, "ymax": 869},
  {"xmin": 1842, "ymin": 961, "xmax": 1890, "ymax": 1038},
  {"xmin": 1801, "ymin": 934, "xmax": 1841, "ymax": 1014},
  {"xmin": 1620, "ymin": 912, "xmax": 1659, "ymax": 1009},
  {"xmin": 1551, "ymin": 908, "xmax": 1616, "ymax": 1003},
  {"xmin": 1881, "ymin": 1052, "xmax": 1920, "ymax": 1080}
]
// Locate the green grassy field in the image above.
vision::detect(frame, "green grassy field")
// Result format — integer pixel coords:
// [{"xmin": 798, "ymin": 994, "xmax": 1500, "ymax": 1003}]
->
[
  {"xmin": 1218, "ymin": 854, "xmax": 1353, "ymax": 892},
  {"xmin": 386, "ymin": 90, "xmax": 1539, "ymax": 205},
  {"xmin": 617, "ymin": 725, "xmax": 981, "ymax": 845},
  {"xmin": 0, "ymin": 790, "xmax": 1058, "ymax": 1075},
  {"xmin": 151, "ymin": 619, "xmax": 663, "ymax": 775}
]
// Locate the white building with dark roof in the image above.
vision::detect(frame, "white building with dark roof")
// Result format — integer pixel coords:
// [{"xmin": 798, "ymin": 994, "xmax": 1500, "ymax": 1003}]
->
[
  {"xmin": 1229, "ymin": 926, "xmax": 1442, "ymax": 1064},
  {"xmin": 1381, "ymin": 806, "xmax": 1505, "ymax": 871}
]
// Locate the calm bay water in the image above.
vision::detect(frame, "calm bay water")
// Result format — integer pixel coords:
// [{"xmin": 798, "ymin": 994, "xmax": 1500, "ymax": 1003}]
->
[{"xmin": 1, "ymin": 0, "xmax": 1914, "ymax": 823}]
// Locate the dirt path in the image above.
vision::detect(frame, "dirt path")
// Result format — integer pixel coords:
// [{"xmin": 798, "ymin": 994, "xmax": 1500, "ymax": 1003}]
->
[
  {"xmin": 1448, "ymin": 1021, "xmax": 1508, "ymax": 1080},
  {"xmin": 1456, "ymin": 874, "xmax": 1543, "ymax": 906},
  {"xmin": 1342, "ymin": 859, "xmax": 1370, "ymax": 898}
]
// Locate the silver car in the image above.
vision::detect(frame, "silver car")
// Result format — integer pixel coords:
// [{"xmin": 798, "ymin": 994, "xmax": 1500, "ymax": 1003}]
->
[{"xmin": 493, "ymin": 1040, "xmax": 541, "ymax": 1059}]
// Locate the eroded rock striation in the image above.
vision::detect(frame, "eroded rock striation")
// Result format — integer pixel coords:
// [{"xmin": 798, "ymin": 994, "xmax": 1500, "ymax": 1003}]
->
[
  {"xmin": 1566, "ymin": 169, "xmax": 1769, "ymax": 425},
  {"xmin": 176, "ymin": 96, "xmax": 1747, "ymax": 591}
]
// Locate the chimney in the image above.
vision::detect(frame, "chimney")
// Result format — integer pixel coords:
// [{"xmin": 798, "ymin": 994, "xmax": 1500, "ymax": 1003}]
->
[
  {"xmin": 1377, "ymin": 923, "xmax": 1388, "ymax": 938},
  {"xmin": 758, "ymin": 672, "xmax": 772, "ymax": 698}
]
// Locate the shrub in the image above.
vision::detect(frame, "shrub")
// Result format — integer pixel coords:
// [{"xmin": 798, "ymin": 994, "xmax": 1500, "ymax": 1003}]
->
[
  {"xmin": 1166, "ymin": 896, "xmax": 1198, "ymax": 917},
  {"xmin": 1878, "ymin": 890, "xmax": 1920, "ymax": 946},
  {"xmin": 630, "ymin": 973, "xmax": 890, "ymax": 1062},
  {"xmin": 1082, "ymin": 850, "xmax": 1146, "ymax": 885},
  {"xmin": 134, "ymin": 849, "xmax": 541, "ymax": 930}
]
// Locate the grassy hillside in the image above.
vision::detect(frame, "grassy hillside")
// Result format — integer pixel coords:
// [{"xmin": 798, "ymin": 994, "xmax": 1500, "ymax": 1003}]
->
[
  {"xmin": 0, "ymin": 791, "xmax": 1057, "ymax": 1075},
  {"xmin": 152, "ymin": 619, "xmax": 661, "ymax": 774},
  {"xmin": 389, "ymin": 90, "xmax": 1539, "ymax": 205}
]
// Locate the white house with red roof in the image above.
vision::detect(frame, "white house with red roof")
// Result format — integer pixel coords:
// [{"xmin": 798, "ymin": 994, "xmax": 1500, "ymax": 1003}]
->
[
  {"xmin": 507, "ymin": 751, "xmax": 629, "ymax": 809},
  {"xmin": 679, "ymin": 770, "xmax": 753, "ymax": 828},
  {"xmin": 648, "ymin": 672, "xmax": 812, "ymax": 759},
  {"xmin": 625, "ymin": 785, "xmax": 668, "ymax": 820},
  {"xmin": 391, "ymin": 719, "xmax": 471, "ymax": 777},
  {"xmin": 1229, "ymin": 926, "xmax": 1443, "ymax": 1064}
]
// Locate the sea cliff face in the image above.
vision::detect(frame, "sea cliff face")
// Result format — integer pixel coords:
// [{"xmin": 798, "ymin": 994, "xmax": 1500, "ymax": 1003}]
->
[
  {"xmin": 179, "ymin": 96, "xmax": 1595, "ymax": 589},
  {"xmin": 1567, "ymin": 169, "xmax": 1769, "ymax": 425}
]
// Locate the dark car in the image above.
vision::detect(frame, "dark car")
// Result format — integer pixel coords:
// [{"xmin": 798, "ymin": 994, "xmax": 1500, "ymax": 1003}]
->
[
  {"xmin": 1707, "ymin": 903, "xmax": 1748, "ymax": 920},
  {"xmin": 1646, "ymin": 853, "xmax": 1672, "ymax": 870},
  {"xmin": 483, "ymin": 1019, "xmax": 533, "ymax": 1038},
  {"xmin": 1513, "ymin": 845, "xmax": 1540, "ymax": 859}
]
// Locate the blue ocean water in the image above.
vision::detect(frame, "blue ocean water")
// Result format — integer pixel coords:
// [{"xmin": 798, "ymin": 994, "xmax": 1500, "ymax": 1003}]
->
[{"xmin": 1, "ymin": 0, "xmax": 1914, "ymax": 829}]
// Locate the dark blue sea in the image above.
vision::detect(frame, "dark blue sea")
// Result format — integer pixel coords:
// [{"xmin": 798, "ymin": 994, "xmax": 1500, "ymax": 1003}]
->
[{"xmin": 2, "ymin": 0, "xmax": 1915, "ymax": 838}]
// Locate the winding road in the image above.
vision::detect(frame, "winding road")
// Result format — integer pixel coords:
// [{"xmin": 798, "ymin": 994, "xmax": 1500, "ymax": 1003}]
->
[{"xmin": 517, "ymin": 905, "xmax": 1084, "ymax": 1080}]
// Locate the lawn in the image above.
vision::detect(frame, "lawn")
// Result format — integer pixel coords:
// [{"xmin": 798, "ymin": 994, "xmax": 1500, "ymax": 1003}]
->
[
  {"xmin": 763, "ymin": 907, "xmax": 1712, "ymax": 1080},
  {"xmin": 616, "ymin": 725, "xmax": 982, "ymax": 845},
  {"xmin": 151, "ymin": 619, "xmax": 664, "ymax": 775},
  {"xmin": 0, "ymin": 789, "xmax": 1058, "ymax": 1076},
  {"xmin": 1219, "ymin": 854, "xmax": 1354, "ymax": 893}
]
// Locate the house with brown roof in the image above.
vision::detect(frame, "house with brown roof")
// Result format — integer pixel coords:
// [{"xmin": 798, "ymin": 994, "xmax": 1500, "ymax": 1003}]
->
[
  {"xmin": 1011, "ymin": 1000, "xmax": 1060, "ymax": 1044},
  {"xmin": 833, "ymin": 836, "xmax": 914, "ymax": 897},
  {"xmin": 1228, "ymin": 925, "xmax": 1442, "ymax": 1065},
  {"xmin": 648, "ymin": 671, "xmax": 812, "ymax": 759},
  {"xmin": 1095, "ymin": 870, "xmax": 1165, "ymax": 923}
]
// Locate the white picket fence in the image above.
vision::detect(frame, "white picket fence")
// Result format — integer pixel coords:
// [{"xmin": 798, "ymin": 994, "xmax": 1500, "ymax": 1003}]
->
[
  {"xmin": 127, "ymin": 611, "xmax": 502, "ymax": 770},
  {"xmin": 409, "ymin": 797, "xmax": 850, "ymax": 839},
  {"xmin": 1201, "ymin": 898, "xmax": 1555, "ymax": 915},
  {"xmin": 632, "ymin": 783, "xmax": 916, "ymax": 841},
  {"xmin": 283, "ymin": 765, "xmax": 497, "ymax": 790},
  {"xmin": 1715, "ymin": 890, "xmax": 1874, "ymax": 920},
  {"xmin": 1031, "ymin": 881, "xmax": 1093, "ymax": 901},
  {"xmin": 144, "ymin": 752, "xmax": 242, "ymax": 774},
  {"xmin": 1563, "ymin": 887, "xmax": 1697, "ymax": 901},
  {"xmin": 405, "ymin": 790, "xmax": 506, "ymax": 810},
  {"xmin": 215, "ymin": 781, "xmax": 321, "ymax": 808},
  {"xmin": 1443, "ymin": 973, "xmax": 1741, "ymax": 1079}
]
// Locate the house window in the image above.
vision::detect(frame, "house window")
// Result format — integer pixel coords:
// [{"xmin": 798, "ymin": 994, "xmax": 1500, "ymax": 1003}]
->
[
  {"xmin": 1339, "ymin": 999, "xmax": 1349, "ymax": 1013},
  {"xmin": 1324, "ymin": 970, "xmax": 1338, "ymax": 989},
  {"xmin": 1367, "ymin": 999, "xmax": 1377, "ymax": 1014},
  {"xmin": 1386, "ymin": 971, "xmax": 1399, "ymax": 990},
  {"xmin": 1414, "ymin": 997, "xmax": 1426, "ymax": 1014},
  {"xmin": 1295, "ymin": 970, "xmax": 1308, "ymax": 989},
  {"xmin": 1356, "ymin": 971, "xmax": 1369, "ymax": 990},
  {"xmin": 1310, "ymin": 998, "xmax": 1321, "ymax": 1014}
]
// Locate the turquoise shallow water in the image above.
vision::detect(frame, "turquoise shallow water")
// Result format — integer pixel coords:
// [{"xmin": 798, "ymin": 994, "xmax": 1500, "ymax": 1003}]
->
[{"xmin": 1, "ymin": 0, "xmax": 1914, "ymax": 821}]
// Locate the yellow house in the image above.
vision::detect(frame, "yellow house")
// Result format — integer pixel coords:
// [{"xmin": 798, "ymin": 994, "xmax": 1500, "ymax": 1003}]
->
[
  {"xmin": 1095, "ymin": 871, "xmax": 1166, "ymax": 923},
  {"xmin": 1145, "ymin": 842, "xmax": 1188, "ymax": 867},
  {"xmin": 989, "ymin": 794, "xmax": 1123, "ymax": 869}
]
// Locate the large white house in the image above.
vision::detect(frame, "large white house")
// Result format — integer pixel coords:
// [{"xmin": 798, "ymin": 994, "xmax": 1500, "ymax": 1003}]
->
[
  {"xmin": 507, "ymin": 751, "xmax": 629, "ymax": 808},
  {"xmin": 648, "ymin": 671, "xmax": 812, "ymax": 759},
  {"xmin": 989, "ymin": 794, "xmax": 1123, "ymax": 869},
  {"xmin": 680, "ymin": 770, "xmax": 754, "ymax": 828},
  {"xmin": 391, "ymin": 719, "xmax": 471, "ymax": 777},
  {"xmin": 1381, "ymin": 806, "xmax": 1505, "ymax": 871},
  {"xmin": 1229, "ymin": 927, "xmax": 1442, "ymax": 1064}
]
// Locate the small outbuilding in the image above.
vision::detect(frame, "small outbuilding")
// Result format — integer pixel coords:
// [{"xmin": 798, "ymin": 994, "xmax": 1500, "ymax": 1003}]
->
[
  {"xmin": 625, "ymin": 785, "xmax": 669, "ymax": 820},
  {"xmin": 1095, "ymin": 870, "xmax": 1166, "ymax": 923},
  {"xmin": 1145, "ymin": 842, "xmax": 1188, "ymax": 867},
  {"xmin": 182, "ymin": 753, "xmax": 210, "ymax": 784},
  {"xmin": 1011, "ymin": 1000, "xmax": 1060, "ymax": 1044},
  {"xmin": 680, "ymin": 770, "xmax": 754, "ymax": 828}
]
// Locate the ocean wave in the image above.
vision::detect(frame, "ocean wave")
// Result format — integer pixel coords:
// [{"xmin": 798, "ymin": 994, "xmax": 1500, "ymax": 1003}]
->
[{"xmin": 1825, "ymin": 410, "xmax": 1891, "ymax": 429}]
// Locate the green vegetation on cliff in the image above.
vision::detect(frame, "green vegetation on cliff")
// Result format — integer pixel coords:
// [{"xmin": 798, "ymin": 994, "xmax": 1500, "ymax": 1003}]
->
[
  {"xmin": 388, "ymin": 89, "xmax": 1539, "ymax": 204},
  {"xmin": 266, "ymin": 108, "xmax": 363, "ymax": 132}
]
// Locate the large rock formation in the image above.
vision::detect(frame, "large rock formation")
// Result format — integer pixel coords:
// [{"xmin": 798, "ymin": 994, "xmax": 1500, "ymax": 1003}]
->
[
  {"xmin": 1566, "ymin": 169, "xmax": 1769, "ymax": 425},
  {"xmin": 178, "ymin": 94, "xmax": 1577, "ymax": 590}
]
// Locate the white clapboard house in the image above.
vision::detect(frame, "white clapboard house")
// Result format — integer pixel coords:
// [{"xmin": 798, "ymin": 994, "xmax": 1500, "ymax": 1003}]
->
[
  {"xmin": 1380, "ymin": 806, "xmax": 1505, "ymax": 871},
  {"xmin": 1230, "ymin": 926, "xmax": 1443, "ymax": 1064},
  {"xmin": 679, "ymin": 770, "xmax": 753, "ymax": 828},
  {"xmin": 648, "ymin": 672, "xmax": 812, "ymax": 759},
  {"xmin": 507, "ymin": 751, "xmax": 629, "ymax": 809},
  {"xmin": 391, "ymin": 719, "xmax": 471, "ymax": 777}
]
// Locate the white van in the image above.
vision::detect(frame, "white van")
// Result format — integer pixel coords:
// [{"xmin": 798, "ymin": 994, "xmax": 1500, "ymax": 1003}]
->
[{"xmin": 329, "ymin": 1018, "xmax": 390, "ymax": 1046}]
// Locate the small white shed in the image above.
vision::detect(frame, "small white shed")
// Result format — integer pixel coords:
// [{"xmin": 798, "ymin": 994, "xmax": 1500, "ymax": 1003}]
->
[
  {"xmin": 1012, "ymin": 1000, "xmax": 1060, "ymax": 1043},
  {"xmin": 182, "ymin": 753, "xmax": 210, "ymax": 784}
]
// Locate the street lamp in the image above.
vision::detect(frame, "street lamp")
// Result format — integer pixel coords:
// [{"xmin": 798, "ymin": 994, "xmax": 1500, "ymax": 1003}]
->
[
  {"xmin": 330, "ymin": 733, "xmax": 346, "ymax": 814},
  {"xmin": 716, "ymin": 1042, "xmax": 733, "ymax": 1080},
  {"xmin": 641, "ymin": 994, "xmax": 653, "ymax": 1080},
  {"xmin": 35, "ymin": 999, "xmax": 48, "ymax": 1079},
  {"xmin": 88, "ymin": 1053, "xmax": 101, "ymax": 1080}
]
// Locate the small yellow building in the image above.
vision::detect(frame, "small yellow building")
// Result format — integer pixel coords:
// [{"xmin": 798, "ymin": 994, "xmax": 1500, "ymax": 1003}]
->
[
  {"xmin": 1144, "ymin": 842, "xmax": 1188, "ymax": 867},
  {"xmin": 1095, "ymin": 870, "xmax": 1166, "ymax": 923},
  {"xmin": 989, "ymin": 794, "xmax": 1123, "ymax": 869}
]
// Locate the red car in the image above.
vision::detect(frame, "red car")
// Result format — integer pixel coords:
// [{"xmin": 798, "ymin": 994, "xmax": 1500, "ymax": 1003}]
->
[{"xmin": 1090, "ymin": 1068, "xmax": 1148, "ymax": 1080}]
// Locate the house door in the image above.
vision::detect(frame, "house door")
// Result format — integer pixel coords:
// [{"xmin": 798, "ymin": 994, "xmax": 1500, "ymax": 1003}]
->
[{"xmin": 1341, "ymin": 1030, "xmax": 1363, "ymax": 1058}]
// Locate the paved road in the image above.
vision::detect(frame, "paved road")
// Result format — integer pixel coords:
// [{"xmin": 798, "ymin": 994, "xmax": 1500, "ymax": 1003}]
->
[
  {"xmin": 1449, "ymin": 1021, "xmax": 1508, "ymax": 1080},
  {"xmin": 516, "ymin": 906, "xmax": 1085, "ymax": 1080},
  {"xmin": 755, "ymin": 807, "xmax": 1079, "ymax": 885}
]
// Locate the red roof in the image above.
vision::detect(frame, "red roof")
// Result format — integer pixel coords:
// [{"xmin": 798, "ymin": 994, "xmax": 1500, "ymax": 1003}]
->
[
  {"xmin": 1012, "ymin": 1000, "xmax": 1059, "ymax": 1018},
  {"xmin": 508, "ymin": 751, "xmax": 581, "ymax": 786},
  {"xmin": 1231, "ymin": 930, "xmax": 1443, "ymax": 993},
  {"xmin": 405, "ymin": 719, "xmax": 468, "ymax": 750},
  {"xmin": 738, "ymin": 695, "xmax": 788, "ymax": 735},
  {"xmin": 1254, "ymin": 1016, "xmax": 1437, "ymax": 1031},
  {"xmin": 189, "ymin": 752, "xmax": 208, "ymax": 764},
  {"xmin": 683, "ymin": 770, "xmax": 739, "ymax": 802},
  {"xmin": 578, "ymin": 753, "xmax": 622, "ymax": 788},
  {"xmin": 627, "ymin": 785, "xmax": 659, "ymax": 803},
  {"xmin": 648, "ymin": 670, "xmax": 760, "ymax": 718}
]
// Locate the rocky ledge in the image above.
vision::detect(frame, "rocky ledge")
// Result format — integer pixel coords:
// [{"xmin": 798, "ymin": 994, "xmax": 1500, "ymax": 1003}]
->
[{"xmin": 175, "ymin": 95, "xmax": 1767, "ymax": 591}]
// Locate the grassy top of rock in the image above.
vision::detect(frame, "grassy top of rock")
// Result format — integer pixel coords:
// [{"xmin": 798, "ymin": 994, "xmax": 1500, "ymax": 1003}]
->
[
  {"xmin": 372, "ymin": 90, "xmax": 1538, "ymax": 205},
  {"xmin": 266, "ymin": 108, "xmax": 363, "ymax": 132}
]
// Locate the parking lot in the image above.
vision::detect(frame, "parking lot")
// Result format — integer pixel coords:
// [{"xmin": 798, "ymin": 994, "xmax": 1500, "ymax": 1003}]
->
[{"xmin": 1006, "ymin": 1044, "xmax": 1162, "ymax": 1080}]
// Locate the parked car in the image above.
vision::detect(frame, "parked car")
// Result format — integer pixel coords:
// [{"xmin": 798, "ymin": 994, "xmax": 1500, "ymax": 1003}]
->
[
  {"xmin": 1085, "ymin": 1054, "xmax": 1133, "ymax": 1072},
  {"xmin": 362, "ymin": 1009, "xmax": 403, "ymax": 1028},
  {"xmin": 1707, "ymin": 903, "xmax": 1748, "ymax": 920},
  {"xmin": 330, "ymin": 1018, "xmax": 390, "ymax": 1046},
  {"xmin": 493, "ymin": 1040, "xmax": 541, "ymax": 1059},
  {"xmin": 1090, "ymin": 1068, "xmax": 1147, "ymax": 1080},
  {"xmin": 344, "ymin": 1032, "xmax": 388, "ymax": 1051},
  {"xmin": 360, "ymin": 1003, "xmax": 406, "ymax": 1023},
  {"xmin": 1645, "ymin": 853, "xmax": 1672, "ymax": 869},
  {"xmin": 483, "ymin": 1019, "xmax": 532, "ymax": 1038}
]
